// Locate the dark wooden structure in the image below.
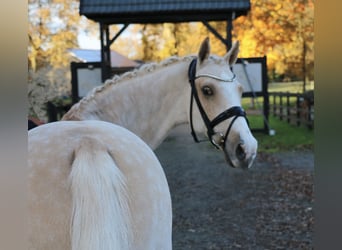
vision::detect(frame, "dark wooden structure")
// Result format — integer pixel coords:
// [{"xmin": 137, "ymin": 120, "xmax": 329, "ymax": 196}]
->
[{"xmin": 79, "ymin": 0, "xmax": 251, "ymax": 81}]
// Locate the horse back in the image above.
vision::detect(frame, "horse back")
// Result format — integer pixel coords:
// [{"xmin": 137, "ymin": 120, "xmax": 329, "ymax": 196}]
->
[{"xmin": 28, "ymin": 121, "xmax": 172, "ymax": 250}]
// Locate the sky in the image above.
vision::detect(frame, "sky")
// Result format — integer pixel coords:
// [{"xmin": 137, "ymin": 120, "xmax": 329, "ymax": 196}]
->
[
  {"xmin": 77, "ymin": 32, "xmax": 101, "ymax": 50},
  {"xmin": 77, "ymin": 25, "xmax": 142, "ymax": 59}
]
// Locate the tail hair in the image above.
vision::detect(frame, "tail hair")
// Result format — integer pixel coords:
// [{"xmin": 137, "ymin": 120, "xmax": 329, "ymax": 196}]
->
[{"xmin": 70, "ymin": 140, "xmax": 131, "ymax": 250}]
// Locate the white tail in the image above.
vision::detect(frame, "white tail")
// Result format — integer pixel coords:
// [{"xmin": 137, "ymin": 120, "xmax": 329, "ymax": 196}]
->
[{"xmin": 69, "ymin": 139, "xmax": 131, "ymax": 250}]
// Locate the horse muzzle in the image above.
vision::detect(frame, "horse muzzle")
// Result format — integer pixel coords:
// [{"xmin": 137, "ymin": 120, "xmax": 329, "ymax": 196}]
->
[{"xmin": 221, "ymin": 136, "xmax": 258, "ymax": 169}]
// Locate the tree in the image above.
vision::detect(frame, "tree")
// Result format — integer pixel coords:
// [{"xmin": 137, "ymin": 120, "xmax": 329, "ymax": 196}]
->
[
  {"xmin": 233, "ymin": 0, "xmax": 314, "ymax": 82},
  {"xmin": 28, "ymin": 0, "xmax": 95, "ymax": 119},
  {"xmin": 117, "ymin": 0, "xmax": 314, "ymax": 83},
  {"xmin": 140, "ymin": 24, "xmax": 163, "ymax": 62},
  {"xmin": 28, "ymin": 0, "xmax": 314, "ymax": 120},
  {"xmin": 28, "ymin": 0, "xmax": 86, "ymax": 71}
]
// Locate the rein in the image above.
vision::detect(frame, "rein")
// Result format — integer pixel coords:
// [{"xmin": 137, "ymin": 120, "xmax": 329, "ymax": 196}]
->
[{"xmin": 188, "ymin": 58, "xmax": 249, "ymax": 149}]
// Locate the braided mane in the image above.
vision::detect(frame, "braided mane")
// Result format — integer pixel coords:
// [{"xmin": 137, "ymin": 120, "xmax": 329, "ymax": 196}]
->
[
  {"xmin": 77, "ymin": 56, "xmax": 191, "ymax": 106},
  {"xmin": 68, "ymin": 54, "xmax": 225, "ymax": 113},
  {"xmin": 80, "ymin": 55, "xmax": 226, "ymax": 102}
]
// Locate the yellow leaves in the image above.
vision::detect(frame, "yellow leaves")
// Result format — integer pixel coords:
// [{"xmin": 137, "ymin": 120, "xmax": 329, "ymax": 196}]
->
[
  {"xmin": 28, "ymin": 0, "xmax": 314, "ymax": 82},
  {"xmin": 274, "ymin": 3, "xmax": 282, "ymax": 11},
  {"xmin": 236, "ymin": 31, "xmax": 259, "ymax": 58},
  {"xmin": 46, "ymin": 31, "xmax": 77, "ymax": 67},
  {"xmin": 29, "ymin": 0, "xmax": 82, "ymax": 69},
  {"xmin": 38, "ymin": 8, "xmax": 51, "ymax": 20},
  {"xmin": 233, "ymin": 0, "xmax": 314, "ymax": 80},
  {"xmin": 155, "ymin": 23, "xmax": 177, "ymax": 60}
]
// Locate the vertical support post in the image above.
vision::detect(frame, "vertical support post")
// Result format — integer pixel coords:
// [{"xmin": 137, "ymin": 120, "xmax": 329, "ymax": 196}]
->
[
  {"xmin": 302, "ymin": 40, "xmax": 307, "ymax": 93},
  {"xmin": 262, "ymin": 56, "xmax": 269, "ymax": 133},
  {"xmin": 202, "ymin": 11, "xmax": 235, "ymax": 51},
  {"xmin": 100, "ymin": 23, "xmax": 111, "ymax": 82},
  {"xmin": 226, "ymin": 12, "xmax": 235, "ymax": 52}
]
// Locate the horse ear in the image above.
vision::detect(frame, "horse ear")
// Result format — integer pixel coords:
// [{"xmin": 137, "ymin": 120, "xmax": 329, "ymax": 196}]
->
[
  {"xmin": 198, "ymin": 37, "xmax": 210, "ymax": 64},
  {"xmin": 224, "ymin": 41, "xmax": 239, "ymax": 66}
]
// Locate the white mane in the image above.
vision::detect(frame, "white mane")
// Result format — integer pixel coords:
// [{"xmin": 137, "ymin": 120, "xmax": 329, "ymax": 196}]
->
[
  {"xmin": 76, "ymin": 54, "xmax": 224, "ymax": 107},
  {"xmin": 78, "ymin": 56, "xmax": 191, "ymax": 105}
]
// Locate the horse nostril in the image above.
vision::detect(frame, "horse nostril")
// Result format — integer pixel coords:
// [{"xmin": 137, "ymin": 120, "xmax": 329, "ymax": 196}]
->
[{"xmin": 236, "ymin": 143, "xmax": 246, "ymax": 161}]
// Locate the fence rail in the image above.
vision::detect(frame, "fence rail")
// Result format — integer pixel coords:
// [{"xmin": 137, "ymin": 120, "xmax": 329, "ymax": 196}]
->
[{"xmin": 269, "ymin": 91, "xmax": 314, "ymax": 129}]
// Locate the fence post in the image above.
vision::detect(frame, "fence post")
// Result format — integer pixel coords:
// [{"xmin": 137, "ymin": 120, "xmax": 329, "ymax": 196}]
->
[
  {"xmin": 279, "ymin": 93, "xmax": 283, "ymax": 120},
  {"xmin": 286, "ymin": 92, "xmax": 290, "ymax": 124},
  {"xmin": 307, "ymin": 102, "xmax": 313, "ymax": 129},
  {"xmin": 296, "ymin": 93, "xmax": 301, "ymax": 126},
  {"xmin": 272, "ymin": 93, "xmax": 276, "ymax": 116}
]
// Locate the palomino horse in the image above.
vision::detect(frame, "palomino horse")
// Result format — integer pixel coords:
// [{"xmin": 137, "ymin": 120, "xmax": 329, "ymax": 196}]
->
[
  {"xmin": 63, "ymin": 38, "xmax": 257, "ymax": 168},
  {"xmin": 28, "ymin": 38, "xmax": 258, "ymax": 249},
  {"xmin": 29, "ymin": 120, "xmax": 172, "ymax": 249}
]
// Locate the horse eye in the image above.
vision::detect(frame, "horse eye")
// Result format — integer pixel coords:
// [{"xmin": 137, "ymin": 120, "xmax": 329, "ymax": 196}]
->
[{"xmin": 202, "ymin": 86, "xmax": 214, "ymax": 96}]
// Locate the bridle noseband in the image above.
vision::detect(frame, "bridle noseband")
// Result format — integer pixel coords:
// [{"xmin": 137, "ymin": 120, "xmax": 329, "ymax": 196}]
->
[{"xmin": 188, "ymin": 58, "xmax": 249, "ymax": 149}]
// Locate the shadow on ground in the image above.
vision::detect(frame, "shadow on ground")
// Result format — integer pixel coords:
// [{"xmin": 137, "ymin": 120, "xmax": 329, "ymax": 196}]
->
[{"xmin": 155, "ymin": 124, "xmax": 314, "ymax": 250}]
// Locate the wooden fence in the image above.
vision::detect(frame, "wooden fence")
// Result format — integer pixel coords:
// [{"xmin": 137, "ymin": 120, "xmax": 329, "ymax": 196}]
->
[{"xmin": 269, "ymin": 91, "xmax": 314, "ymax": 129}]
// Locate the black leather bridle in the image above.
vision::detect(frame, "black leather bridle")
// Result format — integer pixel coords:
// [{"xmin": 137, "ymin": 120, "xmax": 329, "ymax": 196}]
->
[{"xmin": 188, "ymin": 58, "xmax": 249, "ymax": 149}]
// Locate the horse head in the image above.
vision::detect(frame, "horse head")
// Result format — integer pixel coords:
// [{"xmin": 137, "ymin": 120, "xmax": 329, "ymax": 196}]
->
[{"xmin": 188, "ymin": 37, "xmax": 258, "ymax": 169}]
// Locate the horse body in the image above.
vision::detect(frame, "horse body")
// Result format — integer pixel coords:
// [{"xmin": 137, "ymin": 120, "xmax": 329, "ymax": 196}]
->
[
  {"xmin": 29, "ymin": 38, "xmax": 259, "ymax": 249},
  {"xmin": 28, "ymin": 121, "xmax": 172, "ymax": 250}
]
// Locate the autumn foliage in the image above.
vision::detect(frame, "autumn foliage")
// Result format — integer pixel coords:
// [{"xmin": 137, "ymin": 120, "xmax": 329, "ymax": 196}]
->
[
  {"xmin": 234, "ymin": 0, "xmax": 314, "ymax": 81},
  {"xmin": 28, "ymin": 0, "xmax": 313, "ymax": 80},
  {"xmin": 28, "ymin": 0, "xmax": 314, "ymax": 119}
]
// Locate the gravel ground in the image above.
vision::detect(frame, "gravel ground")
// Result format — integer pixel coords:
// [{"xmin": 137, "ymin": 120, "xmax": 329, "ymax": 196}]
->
[{"xmin": 155, "ymin": 124, "xmax": 314, "ymax": 250}]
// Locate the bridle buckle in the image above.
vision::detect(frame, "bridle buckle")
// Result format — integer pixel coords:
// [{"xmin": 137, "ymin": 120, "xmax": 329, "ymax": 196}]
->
[{"xmin": 210, "ymin": 132, "xmax": 224, "ymax": 149}]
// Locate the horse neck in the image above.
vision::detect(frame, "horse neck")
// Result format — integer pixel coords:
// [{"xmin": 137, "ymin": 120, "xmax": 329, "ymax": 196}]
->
[{"xmin": 68, "ymin": 60, "xmax": 191, "ymax": 149}]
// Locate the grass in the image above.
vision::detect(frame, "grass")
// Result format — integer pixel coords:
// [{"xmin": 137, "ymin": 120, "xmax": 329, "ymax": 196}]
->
[
  {"xmin": 268, "ymin": 81, "xmax": 315, "ymax": 93},
  {"xmin": 240, "ymin": 81, "xmax": 314, "ymax": 153},
  {"xmin": 248, "ymin": 115, "xmax": 314, "ymax": 153}
]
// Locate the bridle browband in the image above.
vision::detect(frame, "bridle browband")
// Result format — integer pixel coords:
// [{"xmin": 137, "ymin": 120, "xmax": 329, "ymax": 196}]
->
[{"xmin": 188, "ymin": 58, "xmax": 249, "ymax": 149}]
